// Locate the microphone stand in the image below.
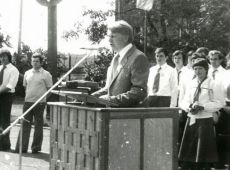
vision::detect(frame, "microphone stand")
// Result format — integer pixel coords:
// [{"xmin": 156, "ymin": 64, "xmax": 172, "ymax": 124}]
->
[{"xmin": 1, "ymin": 51, "xmax": 93, "ymax": 170}]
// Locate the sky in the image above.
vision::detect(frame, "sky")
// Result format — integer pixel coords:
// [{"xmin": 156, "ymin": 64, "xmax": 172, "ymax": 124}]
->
[{"xmin": 0, "ymin": 0, "xmax": 114, "ymax": 54}]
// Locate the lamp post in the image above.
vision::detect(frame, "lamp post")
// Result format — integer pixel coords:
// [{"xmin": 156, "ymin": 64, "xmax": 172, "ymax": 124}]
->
[
  {"xmin": 18, "ymin": 0, "xmax": 23, "ymax": 55},
  {"xmin": 36, "ymin": 0, "xmax": 62, "ymax": 83}
]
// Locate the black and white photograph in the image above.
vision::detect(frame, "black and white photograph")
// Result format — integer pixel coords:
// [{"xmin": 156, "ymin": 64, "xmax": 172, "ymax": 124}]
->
[{"xmin": 0, "ymin": 0, "xmax": 230, "ymax": 169}]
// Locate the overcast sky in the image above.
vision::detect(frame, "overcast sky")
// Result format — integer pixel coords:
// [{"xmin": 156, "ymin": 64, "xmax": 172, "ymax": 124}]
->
[{"xmin": 0, "ymin": 0, "xmax": 114, "ymax": 53}]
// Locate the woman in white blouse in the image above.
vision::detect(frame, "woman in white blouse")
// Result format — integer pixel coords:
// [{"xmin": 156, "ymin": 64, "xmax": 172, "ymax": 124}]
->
[{"xmin": 178, "ymin": 58, "xmax": 223, "ymax": 170}]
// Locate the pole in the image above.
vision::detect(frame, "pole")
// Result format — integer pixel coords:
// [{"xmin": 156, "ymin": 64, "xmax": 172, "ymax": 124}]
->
[
  {"xmin": 68, "ymin": 54, "xmax": 71, "ymax": 80},
  {"xmin": 1, "ymin": 52, "xmax": 93, "ymax": 136},
  {"xmin": 48, "ymin": 3, "xmax": 58, "ymax": 83},
  {"xmin": 19, "ymin": 119, "xmax": 23, "ymax": 170},
  {"xmin": 17, "ymin": 0, "xmax": 23, "ymax": 55},
  {"xmin": 144, "ymin": 11, "xmax": 147, "ymax": 55}
]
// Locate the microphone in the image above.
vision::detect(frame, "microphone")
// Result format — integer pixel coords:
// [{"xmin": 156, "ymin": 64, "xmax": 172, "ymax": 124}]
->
[{"xmin": 80, "ymin": 47, "xmax": 106, "ymax": 50}]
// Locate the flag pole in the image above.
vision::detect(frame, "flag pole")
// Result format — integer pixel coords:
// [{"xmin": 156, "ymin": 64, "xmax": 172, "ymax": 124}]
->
[
  {"xmin": 144, "ymin": 10, "xmax": 147, "ymax": 54},
  {"xmin": 17, "ymin": 0, "xmax": 23, "ymax": 55}
]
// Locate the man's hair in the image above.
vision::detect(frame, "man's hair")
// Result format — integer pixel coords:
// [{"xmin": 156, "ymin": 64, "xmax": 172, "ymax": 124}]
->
[
  {"xmin": 208, "ymin": 50, "xmax": 223, "ymax": 60},
  {"xmin": 108, "ymin": 20, "xmax": 134, "ymax": 43},
  {"xmin": 172, "ymin": 50, "xmax": 185, "ymax": 64},
  {"xmin": 32, "ymin": 53, "xmax": 43, "ymax": 63},
  {"xmin": 187, "ymin": 50, "xmax": 195, "ymax": 57},
  {"xmin": 191, "ymin": 52, "xmax": 206, "ymax": 61},
  {"xmin": 155, "ymin": 47, "xmax": 168, "ymax": 57},
  {"xmin": 196, "ymin": 47, "xmax": 209, "ymax": 57},
  {"xmin": 0, "ymin": 49, "xmax": 12, "ymax": 63}
]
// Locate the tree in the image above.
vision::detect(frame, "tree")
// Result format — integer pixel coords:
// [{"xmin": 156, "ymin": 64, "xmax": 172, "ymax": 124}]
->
[
  {"xmin": 63, "ymin": 9, "xmax": 115, "ymax": 84},
  {"xmin": 0, "ymin": 31, "xmax": 11, "ymax": 48},
  {"xmin": 63, "ymin": 9, "xmax": 114, "ymax": 43},
  {"xmin": 84, "ymin": 48, "xmax": 113, "ymax": 86},
  {"xmin": 118, "ymin": 0, "xmax": 230, "ymax": 60}
]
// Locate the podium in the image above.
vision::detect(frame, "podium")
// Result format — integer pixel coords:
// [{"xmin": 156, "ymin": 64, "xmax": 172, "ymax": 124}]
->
[{"xmin": 48, "ymin": 101, "xmax": 179, "ymax": 170}]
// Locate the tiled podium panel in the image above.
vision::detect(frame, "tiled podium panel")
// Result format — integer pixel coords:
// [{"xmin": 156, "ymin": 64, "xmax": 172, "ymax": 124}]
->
[
  {"xmin": 109, "ymin": 119, "xmax": 141, "ymax": 170},
  {"xmin": 144, "ymin": 119, "xmax": 173, "ymax": 170},
  {"xmin": 48, "ymin": 102, "xmax": 179, "ymax": 170},
  {"xmin": 108, "ymin": 110, "xmax": 177, "ymax": 170}
]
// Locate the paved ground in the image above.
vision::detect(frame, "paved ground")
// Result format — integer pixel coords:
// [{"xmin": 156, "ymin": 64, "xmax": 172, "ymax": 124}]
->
[{"xmin": 0, "ymin": 98, "xmax": 50, "ymax": 170}]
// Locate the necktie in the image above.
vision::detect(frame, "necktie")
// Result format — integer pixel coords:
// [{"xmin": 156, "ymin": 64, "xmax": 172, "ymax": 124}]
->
[
  {"xmin": 112, "ymin": 54, "xmax": 120, "ymax": 79},
  {"xmin": 0, "ymin": 65, "xmax": 6, "ymax": 85},
  {"xmin": 193, "ymin": 77, "xmax": 207, "ymax": 103},
  {"xmin": 212, "ymin": 69, "xmax": 217, "ymax": 80},
  {"xmin": 177, "ymin": 70, "xmax": 181, "ymax": 84},
  {"xmin": 152, "ymin": 67, "xmax": 161, "ymax": 93},
  {"xmin": 176, "ymin": 70, "xmax": 182, "ymax": 107}
]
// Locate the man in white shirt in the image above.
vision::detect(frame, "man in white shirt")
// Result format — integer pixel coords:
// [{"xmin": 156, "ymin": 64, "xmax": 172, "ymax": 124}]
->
[
  {"xmin": 172, "ymin": 50, "xmax": 188, "ymax": 146},
  {"xmin": 15, "ymin": 54, "xmax": 53, "ymax": 153},
  {"xmin": 172, "ymin": 50, "xmax": 186, "ymax": 105},
  {"xmin": 147, "ymin": 47, "xmax": 177, "ymax": 107},
  {"xmin": 208, "ymin": 50, "xmax": 229, "ymax": 169},
  {"xmin": 0, "ymin": 49, "xmax": 19, "ymax": 151}
]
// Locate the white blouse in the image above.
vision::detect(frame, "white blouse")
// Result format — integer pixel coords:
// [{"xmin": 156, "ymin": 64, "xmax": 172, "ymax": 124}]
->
[{"xmin": 181, "ymin": 77, "xmax": 223, "ymax": 124}]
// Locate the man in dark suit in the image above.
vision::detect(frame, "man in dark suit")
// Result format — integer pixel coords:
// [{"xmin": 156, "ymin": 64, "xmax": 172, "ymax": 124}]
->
[{"xmin": 92, "ymin": 20, "xmax": 149, "ymax": 107}]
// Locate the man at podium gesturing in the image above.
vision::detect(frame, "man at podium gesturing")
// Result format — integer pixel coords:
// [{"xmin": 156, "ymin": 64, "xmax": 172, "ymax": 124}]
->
[{"xmin": 92, "ymin": 20, "xmax": 149, "ymax": 107}]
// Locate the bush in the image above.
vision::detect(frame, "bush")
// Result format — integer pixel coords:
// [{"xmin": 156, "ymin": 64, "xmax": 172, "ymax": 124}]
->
[{"xmin": 83, "ymin": 48, "xmax": 113, "ymax": 86}]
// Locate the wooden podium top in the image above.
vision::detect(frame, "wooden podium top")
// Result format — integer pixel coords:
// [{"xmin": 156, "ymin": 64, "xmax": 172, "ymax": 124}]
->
[{"xmin": 51, "ymin": 90, "xmax": 119, "ymax": 107}]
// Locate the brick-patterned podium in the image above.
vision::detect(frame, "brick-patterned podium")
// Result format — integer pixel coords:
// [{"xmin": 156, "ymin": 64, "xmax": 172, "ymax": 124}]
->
[{"xmin": 48, "ymin": 102, "xmax": 179, "ymax": 170}]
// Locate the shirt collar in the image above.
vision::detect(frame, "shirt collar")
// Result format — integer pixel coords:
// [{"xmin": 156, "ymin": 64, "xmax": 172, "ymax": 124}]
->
[
  {"xmin": 1, "ymin": 63, "xmax": 11, "ymax": 68},
  {"xmin": 210, "ymin": 65, "xmax": 225, "ymax": 72},
  {"xmin": 32, "ymin": 67, "xmax": 43, "ymax": 72},
  {"xmin": 118, "ymin": 43, "xmax": 132, "ymax": 62},
  {"xmin": 158, "ymin": 63, "xmax": 167, "ymax": 69},
  {"xmin": 175, "ymin": 66, "xmax": 185, "ymax": 72}
]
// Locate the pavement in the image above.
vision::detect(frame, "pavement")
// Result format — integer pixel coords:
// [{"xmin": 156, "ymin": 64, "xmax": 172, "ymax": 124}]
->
[{"xmin": 0, "ymin": 98, "xmax": 50, "ymax": 170}]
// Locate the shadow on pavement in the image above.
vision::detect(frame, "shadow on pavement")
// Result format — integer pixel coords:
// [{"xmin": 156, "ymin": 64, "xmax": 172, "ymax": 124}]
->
[{"xmin": 22, "ymin": 152, "xmax": 50, "ymax": 162}]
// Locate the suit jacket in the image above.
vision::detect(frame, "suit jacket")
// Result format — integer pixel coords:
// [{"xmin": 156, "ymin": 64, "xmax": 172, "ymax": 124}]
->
[{"xmin": 92, "ymin": 45, "xmax": 150, "ymax": 107}]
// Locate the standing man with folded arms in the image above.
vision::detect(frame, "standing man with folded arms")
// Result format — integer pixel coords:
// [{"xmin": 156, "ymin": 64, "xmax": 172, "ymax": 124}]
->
[
  {"xmin": 0, "ymin": 49, "xmax": 19, "ymax": 151},
  {"xmin": 92, "ymin": 20, "xmax": 149, "ymax": 107},
  {"xmin": 15, "ymin": 53, "xmax": 53, "ymax": 153}
]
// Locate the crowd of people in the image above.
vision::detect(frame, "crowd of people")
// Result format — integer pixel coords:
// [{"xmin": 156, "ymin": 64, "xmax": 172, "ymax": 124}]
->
[
  {"xmin": 92, "ymin": 20, "xmax": 230, "ymax": 170},
  {"xmin": 168, "ymin": 48, "xmax": 230, "ymax": 170},
  {"xmin": 0, "ymin": 50, "xmax": 52, "ymax": 155},
  {"xmin": 0, "ymin": 19, "xmax": 230, "ymax": 170}
]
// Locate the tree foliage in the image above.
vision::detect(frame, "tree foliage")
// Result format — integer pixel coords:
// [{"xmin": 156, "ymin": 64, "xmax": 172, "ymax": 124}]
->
[
  {"xmin": 121, "ymin": 0, "xmax": 230, "ymax": 59},
  {"xmin": 63, "ymin": 9, "xmax": 114, "ymax": 44},
  {"xmin": 0, "ymin": 31, "xmax": 11, "ymax": 48},
  {"xmin": 63, "ymin": 9, "xmax": 114, "ymax": 84},
  {"xmin": 83, "ymin": 48, "xmax": 113, "ymax": 86}
]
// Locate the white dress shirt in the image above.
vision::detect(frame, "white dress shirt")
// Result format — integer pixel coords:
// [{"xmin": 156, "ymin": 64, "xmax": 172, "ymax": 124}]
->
[
  {"xmin": 208, "ymin": 65, "xmax": 227, "ymax": 106},
  {"xmin": 178, "ymin": 66, "xmax": 195, "ymax": 108},
  {"xmin": 174, "ymin": 66, "xmax": 187, "ymax": 106},
  {"xmin": 0, "ymin": 63, "xmax": 19, "ymax": 93},
  {"xmin": 104, "ymin": 43, "xmax": 133, "ymax": 88},
  {"xmin": 226, "ymin": 70, "xmax": 230, "ymax": 102},
  {"xmin": 148, "ymin": 63, "xmax": 178, "ymax": 107},
  {"xmin": 180, "ymin": 77, "xmax": 223, "ymax": 125}
]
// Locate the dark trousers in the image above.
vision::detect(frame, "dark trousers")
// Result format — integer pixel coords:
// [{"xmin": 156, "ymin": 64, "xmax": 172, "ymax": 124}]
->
[
  {"xmin": 0, "ymin": 93, "xmax": 13, "ymax": 150},
  {"xmin": 16, "ymin": 102, "xmax": 45, "ymax": 152},
  {"xmin": 146, "ymin": 96, "xmax": 171, "ymax": 107},
  {"xmin": 215, "ymin": 108, "xmax": 230, "ymax": 168}
]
